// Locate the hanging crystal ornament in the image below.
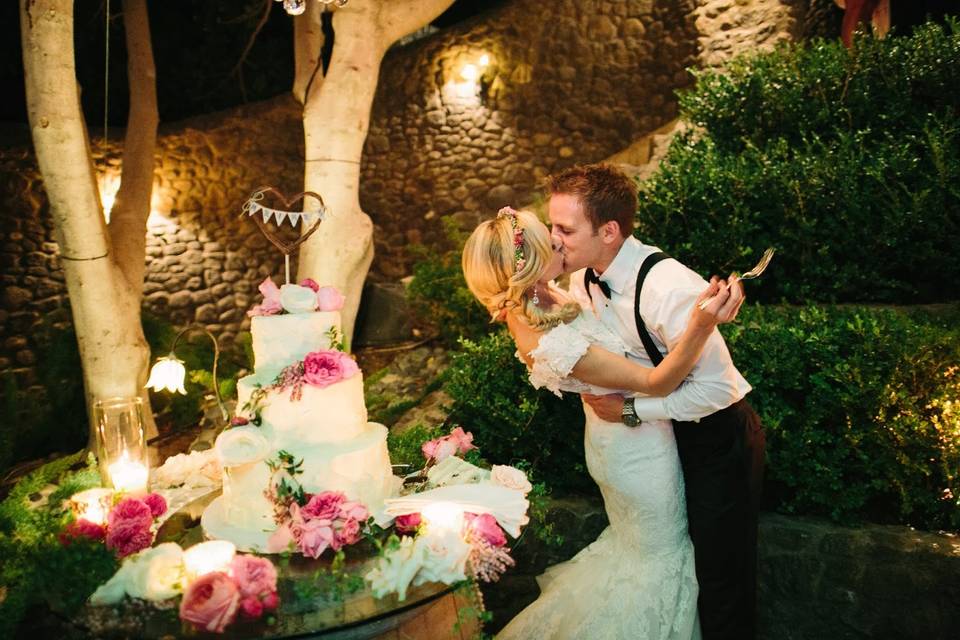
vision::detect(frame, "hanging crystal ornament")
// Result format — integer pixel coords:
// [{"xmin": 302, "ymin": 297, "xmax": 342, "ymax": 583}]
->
[
  {"xmin": 277, "ymin": 0, "xmax": 349, "ymax": 16},
  {"xmin": 281, "ymin": 0, "xmax": 307, "ymax": 16}
]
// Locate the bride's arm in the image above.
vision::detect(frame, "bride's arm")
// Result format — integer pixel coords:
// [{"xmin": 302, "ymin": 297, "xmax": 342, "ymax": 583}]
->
[{"xmin": 510, "ymin": 279, "xmax": 737, "ymax": 397}]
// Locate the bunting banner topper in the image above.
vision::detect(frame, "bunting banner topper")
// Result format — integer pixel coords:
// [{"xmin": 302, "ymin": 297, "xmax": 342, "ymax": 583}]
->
[{"xmin": 241, "ymin": 186, "xmax": 328, "ymax": 283}]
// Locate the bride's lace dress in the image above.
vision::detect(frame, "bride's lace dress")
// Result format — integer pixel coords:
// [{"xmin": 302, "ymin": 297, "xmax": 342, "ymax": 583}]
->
[{"xmin": 498, "ymin": 313, "xmax": 700, "ymax": 640}]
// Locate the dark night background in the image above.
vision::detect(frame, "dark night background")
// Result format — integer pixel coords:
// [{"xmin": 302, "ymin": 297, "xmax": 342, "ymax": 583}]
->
[{"xmin": 0, "ymin": 0, "xmax": 507, "ymax": 128}]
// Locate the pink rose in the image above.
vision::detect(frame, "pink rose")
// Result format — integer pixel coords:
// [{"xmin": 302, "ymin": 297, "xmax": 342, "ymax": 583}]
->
[
  {"xmin": 317, "ymin": 286, "xmax": 345, "ymax": 311},
  {"xmin": 229, "ymin": 555, "xmax": 277, "ymax": 600},
  {"xmin": 338, "ymin": 500, "xmax": 369, "ymax": 522},
  {"xmin": 179, "ymin": 571, "xmax": 240, "ymax": 633},
  {"xmin": 248, "ymin": 278, "xmax": 283, "ymax": 317},
  {"xmin": 108, "ymin": 496, "xmax": 153, "ymax": 528},
  {"xmin": 296, "ymin": 518, "xmax": 335, "ymax": 558},
  {"xmin": 59, "ymin": 518, "xmax": 106, "ymax": 545},
  {"xmin": 240, "ymin": 595, "xmax": 264, "ymax": 619},
  {"xmin": 143, "ymin": 493, "xmax": 167, "ymax": 518},
  {"xmin": 262, "ymin": 591, "xmax": 280, "ymax": 611},
  {"xmin": 466, "ymin": 513, "xmax": 507, "ymax": 547},
  {"xmin": 266, "ymin": 521, "xmax": 296, "ymax": 554},
  {"xmin": 394, "ymin": 513, "xmax": 421, "ymax": 535},
  {"xmin": 421, "ymin": 427, "xmax": 476, "ymax": 463},
  {"xmin": 302, "ymin": 351, "xmax": 359, "ymax": 388},
  {"xmin": 334, "ymin": 517, "xmax": 362, "ymax": 549},
  {"xmin": 105, "ymin": 517, "xmax": 154, "ymax": 557},
  {"xmin": 301, "ymin": 491, "xmax": 345, "ymax": 521},
  {"xmin": 231, "ymin": 416, "xmax": 249, "ymax": 426},
  {"xmin": 299, "ymin": 278, "xmax": 320, "ymax": 292}
]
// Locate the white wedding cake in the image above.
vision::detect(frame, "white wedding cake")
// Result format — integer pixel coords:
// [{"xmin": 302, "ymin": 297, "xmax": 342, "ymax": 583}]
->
[{"xmin": 201, "ymin": 279, "xmax": 399, "ymax": 551}]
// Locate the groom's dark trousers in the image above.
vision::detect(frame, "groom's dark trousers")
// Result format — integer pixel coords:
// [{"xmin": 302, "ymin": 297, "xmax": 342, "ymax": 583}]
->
[{"xmin": 631, "ymin": 253, "xmax": 767, "ymax": 640}]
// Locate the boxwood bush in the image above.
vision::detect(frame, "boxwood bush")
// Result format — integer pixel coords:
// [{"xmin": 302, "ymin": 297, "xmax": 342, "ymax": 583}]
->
[{"xmin": 637, "ymin": 20, "xmax": 960, "ymax": 304}]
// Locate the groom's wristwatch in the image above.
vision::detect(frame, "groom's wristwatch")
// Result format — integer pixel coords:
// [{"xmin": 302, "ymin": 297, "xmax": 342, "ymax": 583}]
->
[{"xmin": 621, "ymin": 399, "xmax": 641, "ymax": 427}]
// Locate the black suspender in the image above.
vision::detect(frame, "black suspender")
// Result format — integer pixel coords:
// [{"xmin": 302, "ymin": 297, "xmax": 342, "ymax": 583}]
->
[{"xmin": 634, "ymin": 252, "xmax": 671, "ymax": 366}]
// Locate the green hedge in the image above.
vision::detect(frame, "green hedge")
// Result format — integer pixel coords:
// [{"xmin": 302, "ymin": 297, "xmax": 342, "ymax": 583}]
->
[
  {"xmin": 440, "ymin": 305, "xmax": 960, "ymax": 532},
  {"xmin": 724, "ymin": 303, "xmax": 959, "ymax": 531},
  {"xmin": 636, "ymin": 20, "xmax": 960, "ymax": 304}
]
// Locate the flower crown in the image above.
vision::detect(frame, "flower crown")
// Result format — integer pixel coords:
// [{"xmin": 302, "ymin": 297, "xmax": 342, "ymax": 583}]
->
[{"xmin": 497, "ymin": 206, "xmax": 526, "ymax": 273}]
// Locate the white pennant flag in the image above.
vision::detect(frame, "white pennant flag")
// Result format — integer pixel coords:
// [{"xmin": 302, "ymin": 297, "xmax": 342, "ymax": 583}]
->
[
  {"xmin": 275, "ymin": 210, "xmax": 288, "ymax": 226},
  {"xmin": 288, "ymin": 212, "xmax": 301, "ymax": 226},
  {"xmin": 261, "ymin": 208, "xmax": 274, "ymax": 224}
]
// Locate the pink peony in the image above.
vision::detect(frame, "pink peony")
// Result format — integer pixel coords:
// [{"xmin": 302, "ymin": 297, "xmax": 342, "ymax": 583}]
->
[
  {"xmin": 105, "ymin": 517, "xmax": 154, "ymax": 557},
  {"xmin": 143, "ymin": 493, "xmax": 167, "ymax": 518},
  {"xmin": 334, "ymin": 517, "xmax": 362, "ymax": 549},
  {"xmin": 466, "ymin": 513, "xmax": 507, "ymax": 547},
  {"xmin": 302, "ymin": 350, "xmax": 359, "ymax": 388},
  {"xmin": 108, "ymin": 496, "xmax": 153, "ymax": 528},
  {"xmin": 230, "ymin": 416, "xmax": 249, "ymax": 426},
  {"xmin": 316, "ymin": 286, "xmax": 345, "ymax": 311},
  {"xmin": 295, "ymin": 518, "xmax": 335, "ymax": 559},
  {"xmin": 421, "ymin": 427, "xmax": 477, "ymax": 463},
  {"xmin": 299, "ymin": 278, "xmax": 320, "ymax": 292},
  {"xmin": 248, "ymin": 278, "xmax": 283, "ymax": 317},
  {"xmin": 59, "ymin": 518, "xmax": 106, "ymax": 545},
  {"xmin": 179, "ymin": 571, "xmax": 240, "ymax": 633},
  {"xmin": 338, "ymin": 500, "xmax": 369, "ymax": 522},
  {"xmin": 229, "ymin": 555, "xmax": 278, "ymax": 600},
  {"xmin": 394, "ymin": 513, "xmax": 422, "ymax": 535},
  {"xmin": 301, "ymin": 491, "xmax": 345, "ymax": 521}
]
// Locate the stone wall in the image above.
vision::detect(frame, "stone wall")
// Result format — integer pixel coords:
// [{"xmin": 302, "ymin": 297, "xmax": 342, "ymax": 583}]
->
[
  {"xmin": 486, "ymin": 502, "xmax": 960, "ymax": 638},
  {"xmin": 0, "ymin": 0, "xmax": 807, "ymax": 402}
]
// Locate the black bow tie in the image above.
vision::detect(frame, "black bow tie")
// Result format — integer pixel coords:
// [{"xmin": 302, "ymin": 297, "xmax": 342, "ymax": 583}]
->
[{"xmin": 585, "ymin": 268, "xmax": 611, "ymax": 299}]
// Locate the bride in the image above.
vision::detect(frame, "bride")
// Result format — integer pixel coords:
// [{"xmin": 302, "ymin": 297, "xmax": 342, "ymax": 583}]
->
[{"xmin": 462, "ymin": 207, "xmax": 741, "ymax": 640}]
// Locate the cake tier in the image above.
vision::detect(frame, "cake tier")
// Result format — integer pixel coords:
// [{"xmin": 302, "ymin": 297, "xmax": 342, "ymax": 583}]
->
[
  {"xmin": 205, "ymin": 423, "xmax": 400, "ymax": 552},
  {"xmin": 250, "ymin": 312, "xmax": 341, "ymax": 375},
  {"xmin": 237, "ymin": 372, "xmax": 367, "ymax": 444}
]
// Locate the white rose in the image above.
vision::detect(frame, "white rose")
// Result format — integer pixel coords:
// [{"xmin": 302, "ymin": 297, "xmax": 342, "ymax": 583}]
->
[
  {"xmin": 365, "ymin": 536, "xmax": 426, "ymax": 601},
  {"xmin": 414, "ymin": 531, "xmax": 470, "ymax": 586},
  {"xmin": 153, "ymin": 450, "xmax": 220, "ymax": 490},
  {"xmin": 490, "ymin": 465, "xmax": 533, "ymax": 495},
  {"xmin": 280, "ymin": 283, "xmax": 319, "ymax": 313},
  {"xmin": 90, "ymin": 543, "xmax": 186, "ymax": 605},
  {"xmin": 125, "ymin": 543, "xmax": 186, "ymax": 601},
  {"xmin": 426, "ymin": 456, "xmax": 490, "ymax": 488},
  {"xmin": 215, "ymin": 426, "xmax": 271, "ymax": 468}
]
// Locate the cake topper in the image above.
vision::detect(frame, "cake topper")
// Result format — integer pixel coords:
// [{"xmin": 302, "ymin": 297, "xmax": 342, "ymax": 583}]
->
[{"xmin": 242, "ymin": 186, "xmax": 327, "ymax": 284}]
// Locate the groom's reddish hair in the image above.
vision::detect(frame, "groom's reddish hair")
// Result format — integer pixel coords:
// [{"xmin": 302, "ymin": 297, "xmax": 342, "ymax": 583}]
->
[{"xmin": 545, "ymin": 164, "xmax": 638, "ymax": 237}]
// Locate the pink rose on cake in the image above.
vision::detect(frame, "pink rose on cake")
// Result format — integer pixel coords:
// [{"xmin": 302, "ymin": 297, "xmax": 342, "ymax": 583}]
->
[
  {"xmin": 248, "ymin": 277, "xmax": 283, "ymax": 317},
  {"xmin": 302, "ymin": 350, "xmax": 359, "ymax": 388},
  {"xmin": 301, "ymin": 491, "xmax": 345, "ymax": 521},
  {"xmin": 317, "ymin": 286, "xmax": 345, "ymax": 311}
]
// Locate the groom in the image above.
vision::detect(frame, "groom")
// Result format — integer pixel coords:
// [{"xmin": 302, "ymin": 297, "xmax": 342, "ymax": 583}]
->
[{"xmin": 547, "ymin": 163, "xmax": 766, "ymax": 640}]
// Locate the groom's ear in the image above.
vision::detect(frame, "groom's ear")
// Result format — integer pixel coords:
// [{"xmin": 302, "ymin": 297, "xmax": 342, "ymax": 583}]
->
[{"xmin": 600, "ymin": 221, "xmax": 621, "ymax": 244}]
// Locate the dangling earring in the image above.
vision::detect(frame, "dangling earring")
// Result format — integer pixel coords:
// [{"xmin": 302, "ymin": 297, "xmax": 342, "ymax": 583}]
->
[{"xmin": 531, "ymin": 285, "xmax": 540, "ymax": 305}]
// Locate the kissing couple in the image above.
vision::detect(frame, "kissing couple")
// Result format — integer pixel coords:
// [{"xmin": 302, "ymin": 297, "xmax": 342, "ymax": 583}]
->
[{"xmin": 462, "ymin": 163, "xmax": 766, "ymax": 640}]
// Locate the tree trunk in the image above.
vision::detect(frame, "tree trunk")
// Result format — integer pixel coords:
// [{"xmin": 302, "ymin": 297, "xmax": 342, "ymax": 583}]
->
[
  {"xmin": 296, "ymin": 0, "xmax": 454, "ymax": 345},
  {"xmin": 20, "ymin": 0, "xmax": 159, "ymax": 447}
]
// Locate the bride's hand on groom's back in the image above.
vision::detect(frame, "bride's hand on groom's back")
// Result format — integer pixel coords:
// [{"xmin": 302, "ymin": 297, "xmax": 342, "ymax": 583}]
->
[{"xmin": 692, "ymin": 275, "xmax": 744, "ymax": 328}]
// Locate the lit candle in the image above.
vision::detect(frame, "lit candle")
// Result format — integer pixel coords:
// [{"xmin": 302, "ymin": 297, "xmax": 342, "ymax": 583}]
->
[
  {"xmin": 183, "ymin": 540, "xmax": 237, "ymax": 580},
  {"xmin": 421, "ymin": 502, "xmax": 465, "ymax": 536},
  {"xmin": 108, "ymin": 451, "xmax": 149, "ymax": 495},
  {"xmin": 70, "ymin": 488, "xmax": 114, "ymax": 525}
]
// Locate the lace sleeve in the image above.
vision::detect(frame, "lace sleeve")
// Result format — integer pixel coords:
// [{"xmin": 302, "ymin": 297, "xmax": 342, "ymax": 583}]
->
[{"xmin": 527, "ymin": 322, "xmax": 590, "ymax": 397}]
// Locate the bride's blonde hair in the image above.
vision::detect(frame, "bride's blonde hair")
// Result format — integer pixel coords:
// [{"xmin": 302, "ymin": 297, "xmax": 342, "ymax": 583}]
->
[{"xmin": 462, "ymin": 208, "xmax": 580, "ymax": 330}]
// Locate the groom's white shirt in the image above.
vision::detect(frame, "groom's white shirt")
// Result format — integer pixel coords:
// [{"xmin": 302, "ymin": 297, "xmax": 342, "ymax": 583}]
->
[{"xmin": 569, "ymin": 236, "xmax": 752, "ymax": 422}]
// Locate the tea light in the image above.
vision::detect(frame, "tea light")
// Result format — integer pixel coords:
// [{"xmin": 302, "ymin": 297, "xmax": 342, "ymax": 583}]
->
[
  {"xmin": 421, "ymin": 502, "xmax": 465, "ymax": 536},
  {"xmin": 69, "ymin": 488, "xmax": 114, "ymax": 525},
  {"xmin": 108, "ymin": 451, "xmax": 149, "ymax": 495},
  {"xmin": 184, "ymin": 540, "xmax": 237, "ymax": 580}
]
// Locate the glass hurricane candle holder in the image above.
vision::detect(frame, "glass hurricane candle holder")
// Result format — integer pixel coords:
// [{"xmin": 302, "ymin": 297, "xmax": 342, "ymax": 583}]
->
[{"xmin": 95, "ymin": 396, "xmax": 149, "ymax": 495}]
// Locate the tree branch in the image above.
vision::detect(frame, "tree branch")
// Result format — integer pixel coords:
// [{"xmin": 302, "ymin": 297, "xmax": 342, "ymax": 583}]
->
[
  {"xmin": 381, "ymin": 0, "xmax": 454, "ymax": 46},
  {"xmin": 229, "ymin": 0, "xmax": 273, "ymax": 95},
  {"xmin": 293, "ymin": 0, "xmax": 324, "ymax": 104}
]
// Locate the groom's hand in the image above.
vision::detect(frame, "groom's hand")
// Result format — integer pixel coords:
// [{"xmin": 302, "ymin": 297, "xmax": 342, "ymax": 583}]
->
[{"xmin": 582, "ymin": 393, "xmax": 625, "ymax": 423}]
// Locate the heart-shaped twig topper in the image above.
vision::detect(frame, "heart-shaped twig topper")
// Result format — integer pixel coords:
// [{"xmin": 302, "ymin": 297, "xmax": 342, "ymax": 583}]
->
[{"xmin": 242, "ymin": 186, "xmax": 326, "ymax": 256}]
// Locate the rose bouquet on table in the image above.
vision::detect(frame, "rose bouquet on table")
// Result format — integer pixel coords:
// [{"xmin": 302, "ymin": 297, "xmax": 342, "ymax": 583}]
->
[
  {"xmin": 60, "ymin": 492, "xmax": 168, "ymax": 558},
  {"xmin": 365, "ymin": 426, "xmax": 532, "ymax": 600}
]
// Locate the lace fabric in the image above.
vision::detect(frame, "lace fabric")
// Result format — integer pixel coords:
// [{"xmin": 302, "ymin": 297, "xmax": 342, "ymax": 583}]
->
[{"xmin": 499, "ymin": 313, "xmax": 700, "ymax": 640}]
